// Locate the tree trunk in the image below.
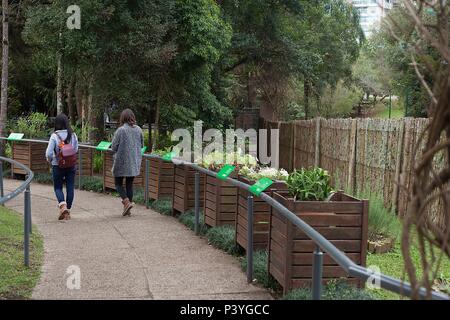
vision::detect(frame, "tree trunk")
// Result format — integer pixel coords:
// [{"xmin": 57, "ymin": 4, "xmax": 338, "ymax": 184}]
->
[
  {"xmin": 75, "ymin": 81, "xmax": 83, "ymax": 124},
  {"xmin": 152, "ymin": 83, "xmax": 163, "ymax": 150},
  {"xmin": 304, "ymin": 79, "xmax": 310, "ymax": 120},
  {"xmin": 56, "ymin": 53, "xmax": 63, "ymax": 115},
  {"xmin": 67, "ymin": 77, "xmax": 76, "ymax": 125},
  {"xmin": 0, "ymin": 0, "xmax": 9, "ymax": 155},
  {"xmin": 87, "ymin": 79, "xmax": 94, "ymax": 143}
]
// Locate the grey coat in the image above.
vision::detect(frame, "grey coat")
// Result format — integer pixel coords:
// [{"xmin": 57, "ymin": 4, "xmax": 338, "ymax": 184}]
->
[{"xmin": 111, "ymin": 123, "xmax": 144, "ymax": 177}]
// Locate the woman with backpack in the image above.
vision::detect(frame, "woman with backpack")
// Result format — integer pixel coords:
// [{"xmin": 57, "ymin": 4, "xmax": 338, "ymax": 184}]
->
[
  {"xmin": 45, "ymin": 113, "xmax": 79, "ymax": 220},
  {"xmin": 111, "ymin": 108, "xmax": 144, "ymax": 217}
]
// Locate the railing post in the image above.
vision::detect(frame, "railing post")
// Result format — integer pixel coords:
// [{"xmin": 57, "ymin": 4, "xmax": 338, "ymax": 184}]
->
[
  {"xmin": 0, "ymin": 161, "xmax": 4, "ymax": 198},
  {"xmin": 24, "ymin": 186, "xmax": 31, "ymax": 267},
  {"xmin": 194, "ymin": 172, "xmax": 200, "ymax": 235},
  {"xmin": 247, "ymin": 195, "xmax": 254, "ymax": 284},
  {"xmin": 312, "ymin": 245, "xmax": 323, "ymax": 300},
  {"xmin": 78, "ymin": 148, "xmax": 82, "ymax": 190},
  {"xmin": 145, "ymin": 158, "xmax": 149, "ymax": 209}
]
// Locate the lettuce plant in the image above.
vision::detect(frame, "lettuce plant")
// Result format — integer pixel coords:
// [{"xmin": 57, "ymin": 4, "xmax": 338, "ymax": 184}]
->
[{"xmin": 287, "ymin": 167, "xmax": 332, "ymax": 201}]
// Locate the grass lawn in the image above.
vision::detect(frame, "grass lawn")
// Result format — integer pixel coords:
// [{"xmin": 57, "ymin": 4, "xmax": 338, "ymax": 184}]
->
[
  {"xmin": 0, "ymin": 206, "xmax": 43, "ymax": 299},
  {"xmin": 372, "ymin": 100, "xmax": 405, "ymax": 119},
  {"xmin": 367, "ymin": 241, "xmax": 450, "ymax": 300}
]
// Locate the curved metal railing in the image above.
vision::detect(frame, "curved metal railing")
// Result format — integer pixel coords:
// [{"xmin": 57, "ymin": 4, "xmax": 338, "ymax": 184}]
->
[
  {"xmin": 1, "ymin": 137, "xmax": 449, "ymax": 300},
  {"xmin": 0, "ymin": 156, "xmax": 34, "ymax": 267}
]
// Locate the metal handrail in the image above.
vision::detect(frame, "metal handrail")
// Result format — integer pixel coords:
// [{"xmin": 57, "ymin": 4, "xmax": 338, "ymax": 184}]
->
[
  {"xmin": 2, "ymin": 137, "xmax": 449, "ymax": 300},
  {"xmin": 0, "ymin": 156, "xmax": 34, "ymax": 267}
]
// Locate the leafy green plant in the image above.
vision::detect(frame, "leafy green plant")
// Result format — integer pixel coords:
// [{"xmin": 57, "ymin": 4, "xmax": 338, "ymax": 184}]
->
[
  {"xmin": 33, "ymin": 172, "xmax": 53, "ymax": 185},
  {"xmin": 240, "ymin": 250, "xmax": 280, "ymax": 290},
  {"xmin": 93, "ymin": 152, "xmax": 103, "ymax": 174},
  {"xmin": 287, "ymin": 167, "xmax": 333, "ymax": 201},
  {"xmin": 282, "ymin": 279, "xmax": 375, "ymax": 300},
  {"xmin": 202, "ymin": 151, "xmax": 257, "ymax": 171},
  {"xmin": 15, "ymin": 112, "xmax": 49, "ymax": 139},
  {"xmin": 178, "ymin": 210, "xmax": 209, "ymax": 235},
  {"xmin": 151, "ymin": 198, "xmax": 173, "ymax": 215},
  {"xmin": 206, "ymin": 225, "xmax": 239, "ymax": 255}
]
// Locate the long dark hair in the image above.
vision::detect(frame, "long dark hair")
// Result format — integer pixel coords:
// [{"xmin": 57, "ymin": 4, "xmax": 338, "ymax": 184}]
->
[
  {"xmin": 119, "ymin": 108, "xmax": 137, "ymax": 127},
  {"xmin": 54, "ymin": 113, "xmax": 73, "ymax": 143}
]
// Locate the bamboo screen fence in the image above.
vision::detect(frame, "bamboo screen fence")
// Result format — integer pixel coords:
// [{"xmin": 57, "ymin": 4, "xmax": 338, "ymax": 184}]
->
[{"xmin": 260, "ymin": 117, "xmax": 446, "ymax": 225}]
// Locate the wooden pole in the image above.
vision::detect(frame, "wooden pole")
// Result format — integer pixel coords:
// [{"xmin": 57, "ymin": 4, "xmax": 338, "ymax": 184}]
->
[
  {"xmin": 347, "ymin": 119, "xmax": 358, "ymax": 194},
  {"xmin": 314, "ymin": 118, "xmax": 321, "ymax": 167}
]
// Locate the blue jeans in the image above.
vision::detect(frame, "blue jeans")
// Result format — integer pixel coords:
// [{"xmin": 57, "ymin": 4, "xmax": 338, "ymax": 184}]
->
[{"xmin": 52, "ymin": 166, "xmax": 76, "ymax": 209}]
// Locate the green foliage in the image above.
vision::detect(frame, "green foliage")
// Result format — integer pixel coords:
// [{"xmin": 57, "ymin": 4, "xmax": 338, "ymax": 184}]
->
[
  {"xmin": 282, "ymin": 279, "xmax": 375, "ymax": 300},
  {"xmin": 33, "ymin": 173, "xmax": 53, "ymax": 185},
  {"xmin": 0, "ymin": 206, "xmax": 43, "ymax": 299},
  {"xmin": 287, "ymin": 168, "xmax": 333, "ymax": 201},
  {"xmin": 205, "ymin": 225, "xmax": 239, "ymax": 255},
  {"xmin": 240, "ymin": 250, "xmax": 280, "ymax": 290},
  {"xmin": 14, "ymin": 112, "xmax": 49, "ymax": 139},
  {"xmin": 132, "ymin": 188, "xmax": 146, "ymax": 206},
  {"xmin": 150, "ymin": 198, "xmax": 173, "ymax": 216},
  {"xmin": 317, "ymin": 81, "xmax": 363, "ymax": 118},
  {"xmin": 356, "ymin": 189, "xmax": 401, "ymax": 241},
  {"xmin": 79, "ymin": 176, "xmax": 103, "ymax": 193},
  {"xmin": 93, "ymin": 153, "xmax": 103, "ymax": 174},
  {"xmin": 178, "ymin": 210, "xmax": 208, "ymax": 235}
]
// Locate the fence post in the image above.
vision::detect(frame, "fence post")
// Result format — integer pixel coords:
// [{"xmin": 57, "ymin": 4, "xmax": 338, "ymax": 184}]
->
[
  {"xmin": 247, "ymin": 195, "xmax": 254, "ymax": 283},
  {"xmin": 314, "ymin": 118, "xmax": 321, "ymax": 167},
  {"xmin": 347, "ymin": 119, "xmax": 358, "ymax": 193},
  {"xmin": 0, "ymin": 161, "xmax": 4, "ymax": 198},
  {"xmin": 312, "ymin": 245, "xmax": 323, "ymax": 300},
  {"xmin": 24, "ymin": 186, "xmax": 31, "ymax": 267},
  {"xmin": 78, "ymin": 148, "xmax": 82, "ymax": 190},
  {"xmin": 392, "ymin": 120, "xmax": 405, "ymax": 211},
  {"xmin": 145, "ymin": 159, "xmax": 149, "ymax": 209},
  {"xmin": 194, "ymin": 172, "xmax": 200, "ymax": 235}
]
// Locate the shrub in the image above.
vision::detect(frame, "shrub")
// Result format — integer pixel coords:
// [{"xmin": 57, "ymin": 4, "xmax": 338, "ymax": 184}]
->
[
  {"xmin": 239, "ymin": 166, "xmax": 289, "ymax": 181},
  {"xmin": 282, "ymin": 279, "xmax": 375, "ymax": 300},
  {"xmin": 240, "ymin": 250, "xmax": 280, "ymax": 290},
  {"xmin": 33, "ymin": 172, "xmax": 53, "ymax": 185},
  {"xmin": 178, "ymin": 210, "xmax": 208, "ymax": 235},
  {"xmin": 151, "ymin": 198, "xmax": 173, "ymax": 215},
  {"xmin": 206, "ymin": 225, "xmax": 239, "ymax": 255},
  {"xmin": 132, "ymin": 187, "xmax": 146, "ymax": 205},
  {"xmin": 287, "ymin": 167, "xmax": 333, "ymax": 201},
  {"xmin": 357, "ymin": 189, "xmax": 401, "ymax": 241},
  {"xmin": 79, "ymin": 176, "xmax": 103, "ymax": 193},
  {"xmin": 93, "ymin": 152, "xmax": 103, "ymax": 174},
  {"xmin": 15, "ymin": 112, "xmax": 49, "ymax": 139}
]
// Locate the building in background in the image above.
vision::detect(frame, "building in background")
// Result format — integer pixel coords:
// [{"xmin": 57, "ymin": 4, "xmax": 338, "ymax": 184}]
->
[{"xmin": 349, "ymin": 0, "xmax": 394, "ymax": 37}]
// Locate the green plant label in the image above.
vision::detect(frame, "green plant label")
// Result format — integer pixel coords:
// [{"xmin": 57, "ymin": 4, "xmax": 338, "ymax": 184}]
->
[
  {"xmin": 141, "ymin": 146, "xmax": 147, "ymax": 155},
  {"xmin": 249, "ymin": 177, "xmax": 273, "ymax": 196},
  {"xmin": 217, "ymin": 165, "xmax": 235, "ymax": 181},
  {"xmin": 7, "ymin": 133, "xmax": 24, "ymax": 141},
  {"xmin": 162, "ymin": 151, "xmax": 176, "ymax": 162},
  {"xmin": 96, "ymin": 141, "xmax": 112, "ymax": 151}
]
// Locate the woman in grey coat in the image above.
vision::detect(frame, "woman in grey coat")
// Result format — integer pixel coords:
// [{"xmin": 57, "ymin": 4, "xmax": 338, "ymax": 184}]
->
[{"xmin": 111, "ymin": 109, "xmax": 144, "ymax": 216}]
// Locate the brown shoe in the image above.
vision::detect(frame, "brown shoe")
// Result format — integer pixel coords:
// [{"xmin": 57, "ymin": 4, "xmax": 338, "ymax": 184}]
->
[
  {"xmin": 122, "ymin": 198, "xmax": 133, "ymax": 216},
  {"xmin": 58, "ymin": 202, "xmax": 69, "ymax": 220},
  {"xmin": 65, "ymin": 210, "xmax": 71, "ymax": 220}
]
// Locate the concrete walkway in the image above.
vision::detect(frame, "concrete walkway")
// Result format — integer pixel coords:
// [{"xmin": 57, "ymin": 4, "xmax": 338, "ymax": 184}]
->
[{"xmin": 4, "ymin": 180, "xmax": 271, "ymax": 300}]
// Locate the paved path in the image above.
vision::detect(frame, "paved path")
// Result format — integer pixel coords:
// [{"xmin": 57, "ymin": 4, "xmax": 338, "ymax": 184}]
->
[{"xmin": 4, "ymin": 180, "xmax": 271, "ymax": 300}]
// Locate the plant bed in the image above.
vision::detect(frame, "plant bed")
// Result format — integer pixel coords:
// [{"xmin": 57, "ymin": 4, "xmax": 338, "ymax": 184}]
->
[
  {"xmin": 102, "ymin": 150, "xmax": 144, "ymax": 191},
  {"xmin": 269, "ymin": 190, "xmax": 369, "ymax": 294},
  {"xmin": 203, "ymin": 173, "xmax": 238, "ymax": 227},
  {"xmin": 11, "ymin": 141, "xmax": 49, "ymax": 176},
  {"xmin": 148, "ymin": 157, "xmax": 175, "ymax": 200},
  {"xmin": 236, "ymin": 175, "xmax": 288, "ymax": 251},
  {"xmin": 78, "ymin": 147, "xmax": 94, "ymax": 177},
  {"xmin": 172, "ymin": 164, "xmax": 205, "ymax": 214}
]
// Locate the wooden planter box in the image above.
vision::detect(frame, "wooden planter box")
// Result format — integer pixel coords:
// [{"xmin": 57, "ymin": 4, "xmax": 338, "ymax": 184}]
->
[
  {"xmin": 103, "ymin": 151, "xmax": 144, "ymax": 191},
  {"xmin": 148, "ymin": 158, "xmax": 175, "ymax": 200},
  {"xmin": 172, "ymin": 164, "xmax": 205, "ymax": 214},
  {"xmin": 203, "ymin": 173, "xmax": 238, "ymax": 227},
  {"xmin": 268, "ymin": 191, "xmax": 368, "ymax": 294},
  {"xmin": 78, "ymin": 147, "xmax": 94, "ymax": 176},
  {"xmin": 12, "ymin": 141, "xmax": 49, "ymax": 175},
  {"xmin": 236, "ymin": 176, "xmax": 288, "ymax": 251}
]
